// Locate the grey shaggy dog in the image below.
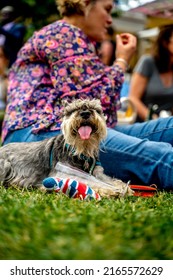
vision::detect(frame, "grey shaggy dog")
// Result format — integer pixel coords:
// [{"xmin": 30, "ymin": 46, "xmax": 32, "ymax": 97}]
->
[{"xmin": 0, "ymin": 99, "xmax": 131, "ymax": 197}]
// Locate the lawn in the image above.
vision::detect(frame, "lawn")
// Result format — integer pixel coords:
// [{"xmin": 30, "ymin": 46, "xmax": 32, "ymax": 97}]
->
[{"xmin": 0, "ymin": 186, "xmax": 173, "ymax": 260}]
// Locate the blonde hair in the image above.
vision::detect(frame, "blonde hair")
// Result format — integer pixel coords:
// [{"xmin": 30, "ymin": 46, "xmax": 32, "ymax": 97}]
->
[{"xmin": 56, "ymin": 0, "xmax": 96, "ymax": 16}]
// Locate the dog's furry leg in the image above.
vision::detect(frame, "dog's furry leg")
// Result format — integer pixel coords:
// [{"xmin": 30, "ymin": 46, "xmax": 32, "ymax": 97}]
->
[
  {"xmin": 93, "ymin": 165, "xmax": 115, "ymax": 184},
  {"xmin": 93, "ymin": 165, "xmax": 133, "ymax": 197},
  {"xmin": 0, "ymin": 159, "xmax": 12, "ymax": 186}
]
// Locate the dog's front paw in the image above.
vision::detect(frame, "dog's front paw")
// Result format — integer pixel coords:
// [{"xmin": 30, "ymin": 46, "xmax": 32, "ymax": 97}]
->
[
  {"xmin": 93, "ymin": 166, "xmax": 133, "ymax": 198},
  {"xmin": 91, "ymin": 185, "xmax": 121, "ymax": 198},
  {"xmin": 112, "ymin": 179, "xmax": 134, "ymax": 197}
]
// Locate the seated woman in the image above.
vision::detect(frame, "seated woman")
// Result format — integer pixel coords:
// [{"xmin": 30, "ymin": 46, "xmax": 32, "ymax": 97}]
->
[{"xmin": 129, "ymin": 24, "xmax": 173, "ymax": 121}]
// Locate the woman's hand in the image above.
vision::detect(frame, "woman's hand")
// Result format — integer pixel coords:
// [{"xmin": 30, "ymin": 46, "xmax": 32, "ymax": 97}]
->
[{"xmin": 115, "ymin": 33, "xmax": 137, "ymax": 64}]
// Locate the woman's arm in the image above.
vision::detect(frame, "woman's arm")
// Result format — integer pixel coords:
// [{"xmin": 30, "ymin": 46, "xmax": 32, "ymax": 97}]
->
[{"xmin": 128, "ymin": 72, "xmax": 149, "ymax": 121}]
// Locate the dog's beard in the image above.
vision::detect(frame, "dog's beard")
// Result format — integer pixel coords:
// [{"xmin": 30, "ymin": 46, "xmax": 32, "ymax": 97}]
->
[{"xmin": 61, "ymin": 112, "xmax": 107, "ymax": 158}]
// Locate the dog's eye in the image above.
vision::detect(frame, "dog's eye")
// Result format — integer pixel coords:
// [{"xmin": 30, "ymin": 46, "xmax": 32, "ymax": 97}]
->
[
  {"xmin": 66, "ymin": 109, "xmax": 76, "ymax": 116},
  {"xmin": 96, "ymin": 109, "xmax": 102, "ymax": 115}
]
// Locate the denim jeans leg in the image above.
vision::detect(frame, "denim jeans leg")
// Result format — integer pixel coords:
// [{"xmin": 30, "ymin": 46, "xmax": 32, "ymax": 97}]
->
[
  {"xmin": 100, "ymin": 122, "xmax": 173, "ymax": 190},
  {"xmin": 3, "ymin": 127, "xmax": 61, "ymax": 144},
  {"xmin": 115, "ymin": 117, "xmax": 173, "ymax": 144}
]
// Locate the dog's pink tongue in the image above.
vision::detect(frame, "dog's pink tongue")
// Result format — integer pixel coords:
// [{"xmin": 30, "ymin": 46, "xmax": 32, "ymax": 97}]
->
[{"xmin": 78, "ymin": 126, "xmax": 92, "ymax": 140}]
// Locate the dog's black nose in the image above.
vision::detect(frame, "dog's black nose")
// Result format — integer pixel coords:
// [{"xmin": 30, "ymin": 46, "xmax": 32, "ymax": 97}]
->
[{"xmin": 80, "ymin": 110, "xmax": 91, "ymax": 119}]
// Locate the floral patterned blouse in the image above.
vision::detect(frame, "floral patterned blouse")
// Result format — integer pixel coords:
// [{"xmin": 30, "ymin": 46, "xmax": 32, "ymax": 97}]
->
[{"xmin": 2, "ymin": 20, "xmax": 124, "ymax": 142}]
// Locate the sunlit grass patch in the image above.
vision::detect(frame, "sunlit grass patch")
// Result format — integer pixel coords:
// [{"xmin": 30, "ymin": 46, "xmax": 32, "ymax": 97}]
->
[{"xmin": 0, "ymin": 187, "xmax": 173, "ymax": 260}]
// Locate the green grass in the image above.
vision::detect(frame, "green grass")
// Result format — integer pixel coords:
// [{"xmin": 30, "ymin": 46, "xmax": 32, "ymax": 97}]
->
[{"xmin": 0, "ymin": 186, "xmax": 173, "ymax": 260}]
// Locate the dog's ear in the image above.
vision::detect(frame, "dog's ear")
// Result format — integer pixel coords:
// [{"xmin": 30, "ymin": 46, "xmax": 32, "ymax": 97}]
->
[
  {"xmin": 104, "ymin": 114, "xmax": 107, "ymax": 121},
  {"xmin": 62, "ymin": 99, "xmax": 69, "ymax": 107},
  {"xmin": 95, "ymin": 99, "xmax": 102, "ymax": 109},
  {"xmin": 94, "ymin": 99, "xmax": 101, "ymax": 106}
]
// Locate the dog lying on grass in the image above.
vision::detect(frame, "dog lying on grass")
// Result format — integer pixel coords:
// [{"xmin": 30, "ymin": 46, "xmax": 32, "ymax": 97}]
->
[{"xmin": 0, "ymin": 99, "xmax": 132, "ymax": 198}]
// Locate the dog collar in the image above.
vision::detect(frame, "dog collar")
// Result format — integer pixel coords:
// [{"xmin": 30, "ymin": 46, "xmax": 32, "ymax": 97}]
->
[
  {"xmin": 49, "ymin": 144, "xmax": 54, "ymax": 169},
  {"xmin": 65, "ymin": 143, "xmax": 101, "ymax": 175},
  {"xmin": 49, "ymin": 143, "xmax": 101, "ymax": 175}
]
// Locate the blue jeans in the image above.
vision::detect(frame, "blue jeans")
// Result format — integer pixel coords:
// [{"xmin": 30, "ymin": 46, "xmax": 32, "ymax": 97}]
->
[{"xmin": 3, "ymin": 117, "xmax": 173, "ymax": 190}]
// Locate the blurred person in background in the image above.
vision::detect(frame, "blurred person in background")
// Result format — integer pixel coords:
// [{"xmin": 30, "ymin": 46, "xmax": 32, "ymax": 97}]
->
[
  {"xmin": 129, "ymin": 24, "xmax": 173, "ymax": 122},
  {"xmin": 0, "ymin": 5, "xmax": 26, "ymax": 66},
  {"xmin": 99, "ymin": 25, "xmax": 116, "ymax": 66},
  {"xmin": 0, "ymin": 45, "xmax": 9, "ymax": 129}
]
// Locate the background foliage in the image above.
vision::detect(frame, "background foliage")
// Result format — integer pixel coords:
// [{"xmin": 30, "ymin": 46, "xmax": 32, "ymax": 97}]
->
[
  {"xmin": 0, "ymin": 0, "xmax": 60, "ymax": 39},
  {"xmin": 0, "ymin": 0, "xmax": 121, "ymax": 38}
]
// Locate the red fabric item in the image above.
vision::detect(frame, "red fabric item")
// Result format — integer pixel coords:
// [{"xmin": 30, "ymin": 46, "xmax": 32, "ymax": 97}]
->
[{"xmin": 130, "ymin": 185, "xmax": 157, "ymax": 197}]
